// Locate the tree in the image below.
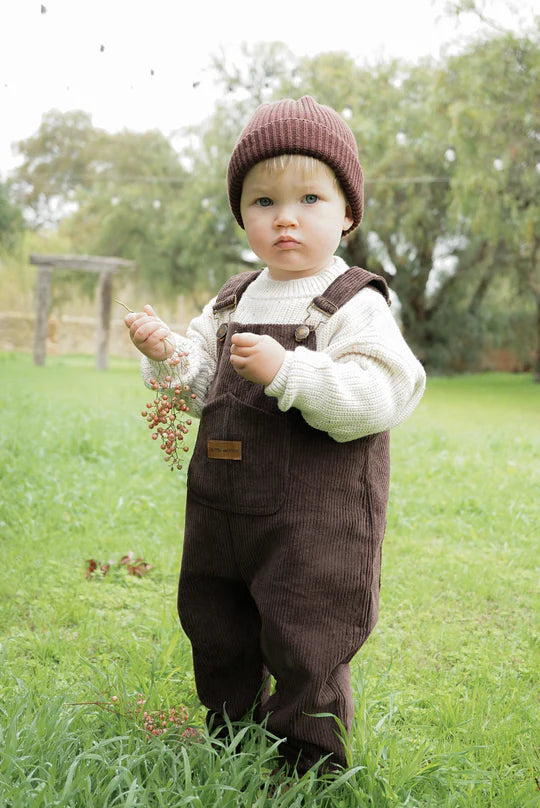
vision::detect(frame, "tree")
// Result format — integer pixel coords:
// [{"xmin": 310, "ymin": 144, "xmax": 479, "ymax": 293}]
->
[
  {"xmin": 61, "ymin": 128, "xmax": 187, "ymax": 288},
  {"xmin": 13, "ymin": 112, "xmax": 188, "ymax": 287},
  {"xmin": 440, "ymin": 29, "xmax": 540, "ymax": 378},
  {"xmin": 0, "ymin": 182, "xmax": 24, "ymax": 251},
  {"xmin": 12, "ymin": 109, "xmax": 98, "ymax": 227}
]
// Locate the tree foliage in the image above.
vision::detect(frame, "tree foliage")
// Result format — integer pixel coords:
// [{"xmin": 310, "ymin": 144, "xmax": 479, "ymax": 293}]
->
[
  {"xmin": 0, "ymin": 182, "xmax": 24, "ymax": 252},
  {"xmin": 441, "ymin": 30, "xmax": 540, "ymax": 377},
  {"xmin": 13, "ymin": 109, "xmax": 97, "ymax": 227},
  {"xmin": 62, "ymin": 128, "xmax": 187, "ymax": 289}
]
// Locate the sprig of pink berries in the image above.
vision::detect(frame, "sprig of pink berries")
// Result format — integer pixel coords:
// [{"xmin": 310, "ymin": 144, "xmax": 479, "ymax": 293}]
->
[
  {"xmin": 142, "ymin": 705, "xmax": 191, "ymax": 740},
  {"xmin": 116, "ymin": 299, "xmax": 196, "ymax": 471},
  {"xmin": 143, "ymin": 369, "xmax": 196, "ymax": 471},
  {"xmin": 68, "ymin": 691, "xmax": 200, "ymax": 743}
]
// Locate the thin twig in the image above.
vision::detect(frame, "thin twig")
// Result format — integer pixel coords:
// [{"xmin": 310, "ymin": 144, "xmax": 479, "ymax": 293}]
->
[{"xmin": 114, "ymin": 298, "xmax": 134, "ymax": 313}]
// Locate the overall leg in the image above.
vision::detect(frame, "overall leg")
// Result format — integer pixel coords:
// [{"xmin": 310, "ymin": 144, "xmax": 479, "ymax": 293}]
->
[
  {"xmin": 259, "ymin": 619, "xmax": 355, "ymax": 771},
  {"xmin": 238, "ymin": 506, "xmax": 381, "ymax": 773},
  {"xmin": 178, "ymin": 497, "xmax": 269, "ymax": 721}
]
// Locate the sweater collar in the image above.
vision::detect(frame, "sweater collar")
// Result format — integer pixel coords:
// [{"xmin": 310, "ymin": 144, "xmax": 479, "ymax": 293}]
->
[{"xmin": 247, "ymin": 256, "xmax": 349, "ymax": 299}]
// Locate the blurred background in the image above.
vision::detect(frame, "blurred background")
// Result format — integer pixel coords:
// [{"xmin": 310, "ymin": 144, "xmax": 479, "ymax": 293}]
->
[{"xmin": 0, "ymin": 0, "xmax": 538, "ymax": 377}]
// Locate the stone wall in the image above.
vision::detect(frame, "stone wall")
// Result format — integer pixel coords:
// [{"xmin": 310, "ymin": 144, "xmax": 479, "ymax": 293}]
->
[{"xmin": 0, "ymin": 311, "xmax": 187, "ymax": 360}]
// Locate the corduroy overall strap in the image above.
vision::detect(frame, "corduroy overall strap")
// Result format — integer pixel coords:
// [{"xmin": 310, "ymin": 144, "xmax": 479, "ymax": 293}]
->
[
  {"xmin": 212, "ymin": 265, "xmax": 390, "ymax": 317},
  {"xmin": 311, "ymin": 267, "xmax": 390, "ymax": 315},
  {"xmin": 212, "ymin": 270, "xmax": 263, "ymax": 314}
]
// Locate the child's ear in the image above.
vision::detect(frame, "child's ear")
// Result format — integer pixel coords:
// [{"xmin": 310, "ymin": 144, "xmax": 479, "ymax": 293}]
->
[{"xmin": 343, "ymin": 204, "xmax": 354, "ymax": 232}]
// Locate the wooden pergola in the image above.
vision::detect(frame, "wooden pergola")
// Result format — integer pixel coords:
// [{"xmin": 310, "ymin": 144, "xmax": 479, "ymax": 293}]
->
[{"xmin": 31, "ymin": 254, "xmax": 135, "ymax": 370}]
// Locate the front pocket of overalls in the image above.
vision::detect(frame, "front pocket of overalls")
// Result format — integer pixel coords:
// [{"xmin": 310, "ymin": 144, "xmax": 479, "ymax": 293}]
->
[{"xmin": 187, "ymin": 392, "xmax": 290, "ymax": 515}]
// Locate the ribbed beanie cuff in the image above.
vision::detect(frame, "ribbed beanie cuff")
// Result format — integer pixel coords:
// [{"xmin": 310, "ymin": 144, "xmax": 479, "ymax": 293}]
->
[{"xmin": 227, "ymin": 96, "xmax": 363, "ymax": 235}]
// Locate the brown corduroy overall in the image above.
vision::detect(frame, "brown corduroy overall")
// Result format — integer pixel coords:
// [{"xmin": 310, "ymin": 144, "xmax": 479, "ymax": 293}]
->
[{"xmin": 178, "ymin": 266, "xmax": 391, "ymax": 772}]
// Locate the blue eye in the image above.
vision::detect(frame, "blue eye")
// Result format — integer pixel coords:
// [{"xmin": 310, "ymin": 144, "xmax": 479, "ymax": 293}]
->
[
  {"xmin": 255, "ymin": 197, "xmax": 273, "ymax": 207},
  {"xmin": 303, "ymin": 194, "xmax": 318, "ymax": 204}
]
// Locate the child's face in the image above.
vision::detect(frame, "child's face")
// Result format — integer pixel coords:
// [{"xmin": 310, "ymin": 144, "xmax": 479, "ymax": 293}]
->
[{"xmin": 240, "ymin": 158, "xmax": 353, "ymax": 281}]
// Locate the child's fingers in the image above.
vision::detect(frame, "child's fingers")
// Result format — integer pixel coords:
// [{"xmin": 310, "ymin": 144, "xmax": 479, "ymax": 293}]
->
[
  {"xmin": 127, "ymin": 313, "xmax": 168, "ymax": 344},
  {"xmin": 145, "ymin": 326, "xmax": 170, "ymax": 344},
  {"xmin": 230, "ymin": 332, "xmax": 259, "ymax": 347},
  {"xmin": 135, "ymin": 322, "xmax": 169, "ymax": 344},
  {"xmin": 124, "ymin": 305, "xmax": 159, "ymax": 329},
  {"xmin": 125, "ymin": 309, "xmax": 149, "ymax": 326},
  {"xmin": 230, "ymin": 343, "xmax": 253, "ymax": 358},
  {"xmin": 120, "ymin": 304, "xmax": 173, "ymax": 360},
  {"xmin": 229, "ymin": 351, "xmax": 249, "ymax": 365},
  {"xmin": 126, "ymin": 312, "xmax": 150, "ymax": 335}
]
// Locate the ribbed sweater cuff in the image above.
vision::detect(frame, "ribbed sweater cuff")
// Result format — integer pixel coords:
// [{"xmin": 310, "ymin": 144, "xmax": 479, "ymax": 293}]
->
[{"xmin": 265, "ymin": 351, "xmax": 294, "ymax": 401}]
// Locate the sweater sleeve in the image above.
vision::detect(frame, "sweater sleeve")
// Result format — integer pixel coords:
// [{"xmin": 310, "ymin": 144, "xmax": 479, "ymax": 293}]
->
[
  {"xmin": 264, "ymin": 288, "xmax": 426, "ymax": 441},
  {"xmin": 140, "ymin": 300, "xmax": 218, "ymax": 418}
]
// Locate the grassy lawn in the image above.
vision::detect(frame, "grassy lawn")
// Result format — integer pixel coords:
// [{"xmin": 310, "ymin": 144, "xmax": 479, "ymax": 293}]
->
[{"xmin": 0, "ymin": 353, "xmax": 538, "ymax": 807}]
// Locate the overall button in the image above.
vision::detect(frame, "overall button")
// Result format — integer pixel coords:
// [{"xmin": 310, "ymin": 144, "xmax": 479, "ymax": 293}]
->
[
  {"xmin": 216, "ymin": 323, "xmax": 228, "ymax": 341},
  {"xmin": 294, "ymin": 324, "xmax": 310, "ymax": 342}
]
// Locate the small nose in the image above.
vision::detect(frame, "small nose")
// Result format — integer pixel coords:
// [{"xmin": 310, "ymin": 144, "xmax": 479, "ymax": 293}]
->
[{"xmin": 274, "ymin": 205, "xmax": 298, "ymax": 227}]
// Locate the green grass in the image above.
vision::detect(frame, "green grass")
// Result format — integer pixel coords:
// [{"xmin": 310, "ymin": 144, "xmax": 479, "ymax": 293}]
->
[{"xmin": 0, "ymin": 355, "xmax": 538, "ymax": 807}]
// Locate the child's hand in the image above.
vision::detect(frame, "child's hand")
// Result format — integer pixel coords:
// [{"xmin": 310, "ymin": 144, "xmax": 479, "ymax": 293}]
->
[
  {"xmin": 124, "ymin": 304, "xmax": 174, "ymax": 361},
  {"xmin": 230, "ymin": 332, "xmax": 285, "ymax": 386}
]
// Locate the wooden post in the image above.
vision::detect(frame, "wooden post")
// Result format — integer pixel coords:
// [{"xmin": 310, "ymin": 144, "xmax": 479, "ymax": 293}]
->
[
  {"xmin": 96, "ymin": 269, "xmax": 113, "ymax": 370},
  {"xmin": 30, "ymin": 254, "xmax": 135, "ymax": 369},
  {"xmin": 33, "ymin": 264, "xmax": 52, "ymax": 366}
]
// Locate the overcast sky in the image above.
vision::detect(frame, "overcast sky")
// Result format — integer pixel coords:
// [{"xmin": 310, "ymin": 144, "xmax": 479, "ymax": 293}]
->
[{"xmin": 0, "ymin": 0, "xmax": 535, "ymax": 178}]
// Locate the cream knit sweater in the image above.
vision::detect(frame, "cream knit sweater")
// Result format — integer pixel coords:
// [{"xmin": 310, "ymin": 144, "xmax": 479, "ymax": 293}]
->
[{"xmin": 141, "ymin": 257, "xmax": 426, "ymax": 442}]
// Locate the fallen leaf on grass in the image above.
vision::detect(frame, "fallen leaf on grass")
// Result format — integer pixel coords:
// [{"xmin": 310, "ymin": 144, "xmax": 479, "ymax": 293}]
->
[
  {"xmin": 86, "ymin": 553, "xmax": 152, "ymax": 579},
  {"xmin": 120, "ymin": 551, "xmax": 153, "ymax": 577},
  {"xmin": 127, "ymin": 561, "xmax": 153, "ymax": 577}
]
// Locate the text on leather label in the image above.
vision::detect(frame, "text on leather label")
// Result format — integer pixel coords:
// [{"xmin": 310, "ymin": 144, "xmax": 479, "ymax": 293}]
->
[{"xmin": 207, "ymin": 439, "xmax": 242, "ymax": 460}]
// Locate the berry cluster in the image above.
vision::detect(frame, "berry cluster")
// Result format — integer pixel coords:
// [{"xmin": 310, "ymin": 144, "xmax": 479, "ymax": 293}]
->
[
  {"xmin": 114, "ymin": 299, "xmax": 196, "ymax": 472},
  {"xmin": 142, "ymin": 350, "xmax": 197, "ymax": 471},
  {"xmin": 142, "ymin": 705, "xmax": 192, "ymax": 740},
  {"xmin": 90, "ymin": 691, "xmax": 199, "ymax": 743}
]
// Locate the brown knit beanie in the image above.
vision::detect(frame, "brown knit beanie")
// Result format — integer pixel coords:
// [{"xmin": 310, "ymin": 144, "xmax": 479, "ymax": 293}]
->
[{"xmin": 227, "ymin": 96, "xmax": 363, "ymax": 235}]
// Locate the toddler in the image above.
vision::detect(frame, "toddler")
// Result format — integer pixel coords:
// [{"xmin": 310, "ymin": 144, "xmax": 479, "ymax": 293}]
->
[{"xmin": 125, "ymin": 96, "xmax": 426, "ymax": 773}]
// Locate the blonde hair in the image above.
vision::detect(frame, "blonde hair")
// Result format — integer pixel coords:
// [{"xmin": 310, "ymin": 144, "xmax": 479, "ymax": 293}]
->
[{"xmin": 257, "ymin": 154, "xmax": 346, "ymax": 199}]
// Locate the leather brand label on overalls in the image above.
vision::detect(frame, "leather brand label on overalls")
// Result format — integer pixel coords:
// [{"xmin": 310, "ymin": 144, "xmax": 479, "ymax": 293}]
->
[{"xmin": 207, "ymin": 439, "xmax": 242, "ymax": 460}]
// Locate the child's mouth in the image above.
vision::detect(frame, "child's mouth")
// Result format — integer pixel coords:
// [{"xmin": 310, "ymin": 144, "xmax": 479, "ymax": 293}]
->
[{"xmin": 275, "ymin": 237, "xmax": 300, "ymax": 249}]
